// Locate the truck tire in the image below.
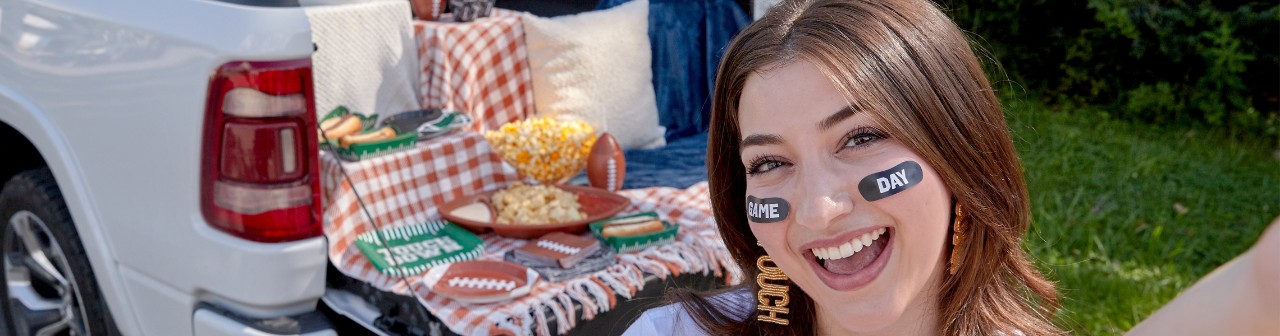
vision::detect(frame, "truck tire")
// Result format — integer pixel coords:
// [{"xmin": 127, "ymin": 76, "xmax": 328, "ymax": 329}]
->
[{"xmin": 0, "ymin": 168, "xmax": 118, "ymax": 336}]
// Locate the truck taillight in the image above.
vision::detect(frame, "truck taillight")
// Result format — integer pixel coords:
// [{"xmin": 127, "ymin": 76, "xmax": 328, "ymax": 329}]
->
[{"xmin": 201, "ymin": 60, "xmax": 321, "ymax": 242}]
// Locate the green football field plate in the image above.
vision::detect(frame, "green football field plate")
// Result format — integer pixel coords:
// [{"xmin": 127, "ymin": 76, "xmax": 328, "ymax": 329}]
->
[{"xmin": 355, "ymin": 221, "xmax": 485, "ymax": 277}]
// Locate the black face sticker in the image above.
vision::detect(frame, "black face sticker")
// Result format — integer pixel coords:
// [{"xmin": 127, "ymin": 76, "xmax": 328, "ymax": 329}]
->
[
  {"xmin": 857, "ymin": 161, "xmax": 924, "ymax": 202},
  {"xmin": 747, "ymin": 196, "xmax": 790, "ymax": 223}
]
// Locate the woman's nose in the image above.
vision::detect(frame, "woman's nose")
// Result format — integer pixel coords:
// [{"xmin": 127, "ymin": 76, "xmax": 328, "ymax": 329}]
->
[{"xmin": 793, "ymin": 166, "xmax": 855, "ymax": 230}]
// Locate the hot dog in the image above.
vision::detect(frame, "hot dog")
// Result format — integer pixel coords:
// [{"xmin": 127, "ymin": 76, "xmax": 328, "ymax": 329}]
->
[
  {"xmin": 320, "ymin": 115, "xmax": 363, "ymax": 140},
  {"xmin": 600, "ymin": 215, "xmax": 664, "ymax": 238},
  {"xmin": 338, "ymin": 127, "xmax": 396, "ymax": 148}
]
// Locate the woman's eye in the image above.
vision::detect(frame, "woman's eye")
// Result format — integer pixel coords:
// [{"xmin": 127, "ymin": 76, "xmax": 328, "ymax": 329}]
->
[
  {"xmin": 755, "ymin": 161, "xmax": 784, "ymax": 173},
  {"xmin": 746, "ymin": 157, "xmax": 788, "ymax": 176},
  {"xmin": 842, "ymin": 129, "xmax": 886, "ymax": 148}
]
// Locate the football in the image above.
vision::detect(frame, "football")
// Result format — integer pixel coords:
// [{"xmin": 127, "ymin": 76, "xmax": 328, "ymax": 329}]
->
[{"xmin": 587, "ymin": 133, "xmax": 626, "ymax": 191}]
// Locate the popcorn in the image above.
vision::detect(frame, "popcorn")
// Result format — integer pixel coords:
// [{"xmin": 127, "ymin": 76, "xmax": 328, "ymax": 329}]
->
[{"xmin": 485, "ymin": 117, "xmax": 597, "ymax": 184}]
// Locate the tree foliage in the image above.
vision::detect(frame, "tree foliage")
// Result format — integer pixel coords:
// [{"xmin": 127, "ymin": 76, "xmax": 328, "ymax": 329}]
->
[{"xmin": 944, "ymin": 0, "xmax": 1278, "ymax": 140}]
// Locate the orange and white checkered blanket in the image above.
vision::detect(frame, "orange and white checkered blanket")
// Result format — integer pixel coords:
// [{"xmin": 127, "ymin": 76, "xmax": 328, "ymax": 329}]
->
[
  {"xmin": 416, "ymin": 10, "xmax": 535, "ymax": 133},
  {"xmin": 321, "ymin": 132, "xmax": 741, "ymax": 336}
]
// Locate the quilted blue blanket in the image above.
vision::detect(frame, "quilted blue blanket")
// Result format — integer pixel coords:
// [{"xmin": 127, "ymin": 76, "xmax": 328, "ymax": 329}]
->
[{"xmin": 622, "ymin": 132, "xmax": 709, "ymax": 189}]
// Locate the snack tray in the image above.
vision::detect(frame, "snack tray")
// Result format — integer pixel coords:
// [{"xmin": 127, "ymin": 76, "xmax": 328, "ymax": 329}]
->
[{"xmin": 588, "ymin": 211, "xmax": 679, "ymax": 253}]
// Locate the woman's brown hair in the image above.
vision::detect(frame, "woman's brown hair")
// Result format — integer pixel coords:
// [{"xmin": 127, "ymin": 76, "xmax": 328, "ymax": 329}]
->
[{"xmin": 677, "ymin": 0, "xmax": 1065, "ymax": 334}]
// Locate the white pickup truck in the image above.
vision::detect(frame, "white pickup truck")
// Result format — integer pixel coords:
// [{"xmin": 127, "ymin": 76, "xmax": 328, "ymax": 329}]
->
[
  {"xmin": 0, "ymin": 0, "xmax": 734, "ymax": 334},
  {"xmin": 0, "ymin": 0, "xmax": 339, "ymax": 334}
]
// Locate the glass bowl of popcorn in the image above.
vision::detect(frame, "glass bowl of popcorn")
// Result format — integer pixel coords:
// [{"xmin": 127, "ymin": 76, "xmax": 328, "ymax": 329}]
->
[{"xmin": 484, "ymin": 117, "xmax": 597, "ymax": 185}]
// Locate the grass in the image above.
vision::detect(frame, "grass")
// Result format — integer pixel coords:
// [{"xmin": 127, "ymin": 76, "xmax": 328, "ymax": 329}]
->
[{"xmin": 1005, "ymin": 97, "xmax": 1280, "ymax": 335}]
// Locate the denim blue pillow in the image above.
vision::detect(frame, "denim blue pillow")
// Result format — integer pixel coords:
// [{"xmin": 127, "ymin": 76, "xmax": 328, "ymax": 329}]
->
[{"xmin": 597, "ymin": 0, "xmax": 749, "ymax": 141}]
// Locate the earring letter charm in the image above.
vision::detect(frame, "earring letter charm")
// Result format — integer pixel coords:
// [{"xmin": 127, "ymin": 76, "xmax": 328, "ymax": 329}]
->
[
  {"xmin": 756, "ymin": 243, "xmax": 790, "ymax": 325},
  {"xmin": 949, "ymin": 202, "xmax": 966, "ymax": 275}
]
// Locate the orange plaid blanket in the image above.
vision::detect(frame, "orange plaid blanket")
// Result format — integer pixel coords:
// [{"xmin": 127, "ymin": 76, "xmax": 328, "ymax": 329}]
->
[
  {"xmin": 320, "ymin": 132, "xmax": 741, "ymax": 335},
  {"xmin": 416, "ymin": 10, "xmax": 535, "ymax": 133}
]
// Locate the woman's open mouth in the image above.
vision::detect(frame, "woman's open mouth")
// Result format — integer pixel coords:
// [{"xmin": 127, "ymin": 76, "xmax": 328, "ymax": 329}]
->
[{"xmin": 804, "ymin": 227, "xmax": 893, "ymax": 291}]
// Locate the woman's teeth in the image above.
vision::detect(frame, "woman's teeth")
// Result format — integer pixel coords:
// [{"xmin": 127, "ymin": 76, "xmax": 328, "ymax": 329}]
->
[{"xmin": 813, "ymin": 228, "xmax": 887, "ymax": 261}]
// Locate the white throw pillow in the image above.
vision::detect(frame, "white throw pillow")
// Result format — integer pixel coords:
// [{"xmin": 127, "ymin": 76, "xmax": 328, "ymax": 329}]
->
[
  {"xmin": 305, "ymin": 0, "xmax": 422, "ymax": 120},
  {"xmin": 522, "ymin": 0, "xmax": 666, "ymax": 150}
]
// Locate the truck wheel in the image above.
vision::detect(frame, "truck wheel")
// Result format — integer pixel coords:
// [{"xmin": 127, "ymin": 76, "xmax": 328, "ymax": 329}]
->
[{"xmin": 0, "ymin": 168, "xmax": 117, "ymax": 336}]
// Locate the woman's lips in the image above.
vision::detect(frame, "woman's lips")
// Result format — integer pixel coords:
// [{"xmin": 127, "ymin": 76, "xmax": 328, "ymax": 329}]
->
[{"xmin": 805, "ymin": 228, "xmax": 893, "ymax": 291}]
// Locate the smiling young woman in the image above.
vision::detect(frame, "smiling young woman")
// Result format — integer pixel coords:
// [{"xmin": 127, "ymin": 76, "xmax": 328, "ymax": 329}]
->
[
  {"xmin": 619, "ymin": 0, "xmax": 1279, "ymax": 334},
  {"xmin": 627, "ymin": 0, "xmax": 1065, "ymax": 334}
]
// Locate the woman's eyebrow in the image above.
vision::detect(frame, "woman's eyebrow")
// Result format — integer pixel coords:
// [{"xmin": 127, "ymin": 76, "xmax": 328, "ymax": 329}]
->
[
  {"xmin": 817, "ymin": 106, "xmax": 858, "ymax": 132},
  {"xmin": 741, "ymin": 133, "xmax": 784, "ymax": 149}
]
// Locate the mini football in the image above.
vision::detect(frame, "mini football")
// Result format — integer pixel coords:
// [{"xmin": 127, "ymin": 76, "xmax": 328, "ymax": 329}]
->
[{"xmin": 587, "ymin": 133, "xmax": 626, "ymax": 191}]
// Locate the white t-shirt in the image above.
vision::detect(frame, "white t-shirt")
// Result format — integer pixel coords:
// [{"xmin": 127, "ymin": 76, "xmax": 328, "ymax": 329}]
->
[
  {"xmin": 621, "ymin": 289, "xmax": 754, "ymax": 336},
  {"xmin": 622, "ymin": 289, "xmax": 1029, "ymax": 335}
]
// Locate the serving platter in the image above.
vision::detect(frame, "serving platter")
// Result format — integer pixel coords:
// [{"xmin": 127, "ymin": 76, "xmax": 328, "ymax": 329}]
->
[
  {"xmin": 439, "ymin": 185, "xmax": 630, "ymax": 239},
  {"xmin": 421, "ymin": 260, "xmax": 538, "ymax": 304},
  {"xmin": 380, "ymin": 109, "xmax": 473, "ymax": 139}
]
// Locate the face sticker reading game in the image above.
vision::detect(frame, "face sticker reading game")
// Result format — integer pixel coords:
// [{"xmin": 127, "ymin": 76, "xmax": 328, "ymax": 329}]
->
[
  {"xmin": 747, "ymin": 196, "xmax": 791, "ymax": 223},
  {"xmin": 857, "ymin": 161, "xmax": 924, "ymax": 202}
]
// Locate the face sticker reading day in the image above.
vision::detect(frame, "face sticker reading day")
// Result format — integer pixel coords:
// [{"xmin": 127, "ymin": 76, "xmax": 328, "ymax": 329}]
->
[
  {"xmin": 857, "ymin": 161, "xmax": 924, "ymax": 202},
  {"xmin": 746, "ymin": 161, "xmax": 922, "ymax": 222}
]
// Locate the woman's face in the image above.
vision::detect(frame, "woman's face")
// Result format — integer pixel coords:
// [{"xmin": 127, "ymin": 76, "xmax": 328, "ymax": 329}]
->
[{"xmin": 738, "ymin": 60, "xmax": 953, "ymax": 334}]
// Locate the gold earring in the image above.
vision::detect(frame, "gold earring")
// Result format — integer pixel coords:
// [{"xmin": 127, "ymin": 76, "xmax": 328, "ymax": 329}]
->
[
  {"xmin": 949, "ymin": 202, "xmax": 966, "ymax": 275},
  {"xmin": 756, "ymin": 241, "xmax": 790, "ymax": 325}
]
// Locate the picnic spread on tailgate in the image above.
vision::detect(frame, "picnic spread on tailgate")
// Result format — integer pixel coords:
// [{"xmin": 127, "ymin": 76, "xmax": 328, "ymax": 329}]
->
[
  {"xmin": 308, "ymin": 5, "xmax": 744, "ymax": 335},
  {"xmin": 319, "ymin": 106, "xmax": 733, "ymax": 335},
  {"xmin": 334, "ymin": 114, "xmax": 682, "ymax": 292}
]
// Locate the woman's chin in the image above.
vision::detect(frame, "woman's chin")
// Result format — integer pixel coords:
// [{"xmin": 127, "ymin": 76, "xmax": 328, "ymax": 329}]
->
[{"xmin": 816, "ymin": 299, "xmax": 905, "ymax": 334}]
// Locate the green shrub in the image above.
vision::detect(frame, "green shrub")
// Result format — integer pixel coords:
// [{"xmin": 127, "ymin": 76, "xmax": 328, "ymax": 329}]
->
[{"xmin": 944, "ymin": 0, "xmax": 1279, "ymax": 141}]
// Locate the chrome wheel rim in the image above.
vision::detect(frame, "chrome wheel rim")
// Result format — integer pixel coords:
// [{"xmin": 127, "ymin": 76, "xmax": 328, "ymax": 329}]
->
[{"xmin": 3, "ymin": 210, "xmax": 88, "ymax": 336}]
